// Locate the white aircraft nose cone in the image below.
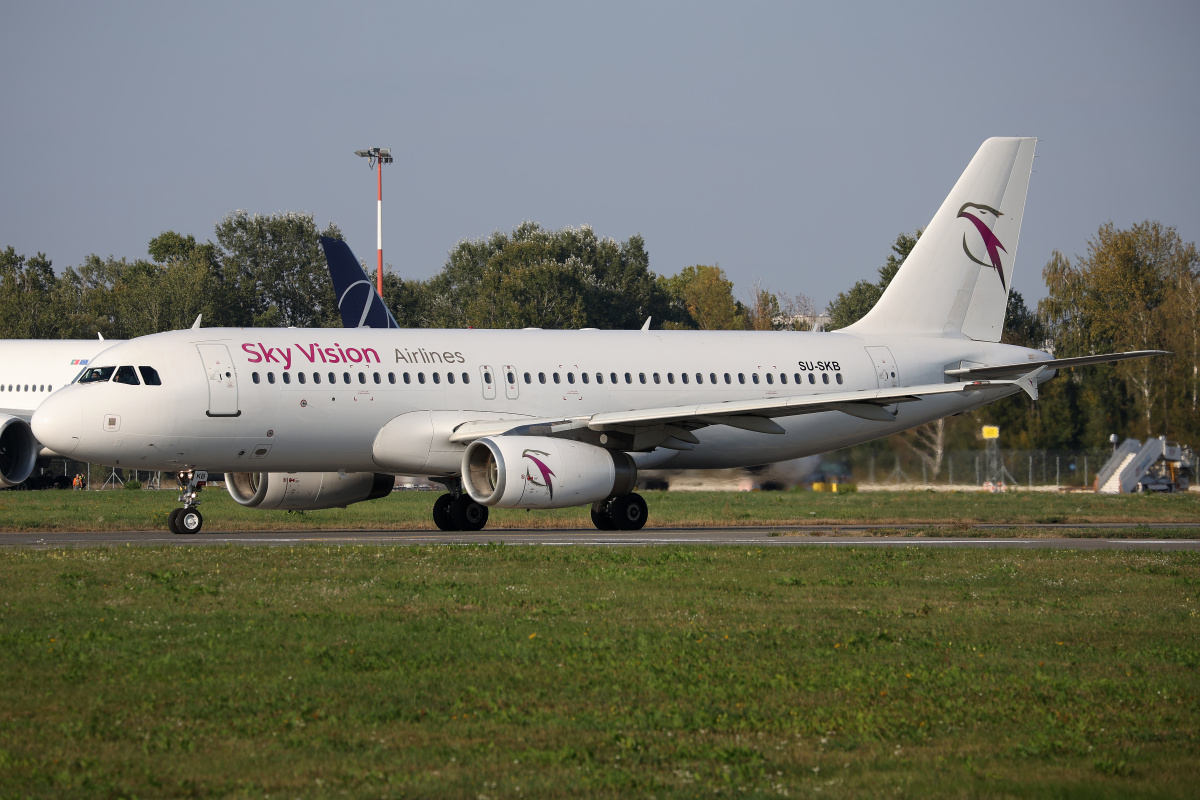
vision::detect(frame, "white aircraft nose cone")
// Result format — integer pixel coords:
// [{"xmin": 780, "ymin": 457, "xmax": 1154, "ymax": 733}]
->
[{"xmin": 31, "ymin": 390, "xmax": 83, "ymax": 456}]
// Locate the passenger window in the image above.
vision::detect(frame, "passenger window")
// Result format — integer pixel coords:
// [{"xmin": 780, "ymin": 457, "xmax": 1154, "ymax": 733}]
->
[
  {"xmin": 822, "ymin": 373, "xmax": 830, "ymax": 384},
  {"xmin": 680, "ymin": 373, "xmax": 688, "ymax": 384},
  {"xmin": 432, "ymin": 372, "xmax": 440, "ymax": 384},
  {"xmin": 403, "ymin": 373, "xmax": 411, "ymax": 384},
  {"xmin": 567, "ymin": 373, "xmax": 575, "ymax": 384},
  {"xmin": 553, "ymin": 373, "xmax": 560, "ymax": 384},
  {"xmin": 373, "ymin": 373, "xmax": 381, "ymax": 384},
  {"xmin": 283, "ymin": 372, "xmax": 292, "ymax": 385},
  {"xmin": 506, "ymin": 371, "xmax": 515, "ymax": 384},
  {"xmin": 539, "ymin": 372, "xmax": 547, "ymax": 384},
  {"xmin": 483, "ymin": 371, "xmax": 492, "ymax": 384},
  {"xmin": 653, "ymin": 373, "xmax": 661, "ymax": 385},
  {"xmin": 298, "ymin": 372, "xmax": 307, "ymax": 385},
  {"xmin": 252, "ymin": 372, "xmax": 261, "ymax": 384},
  {"xmin": 268, "ymin": 372, "xmax": 276, "ymax": 384},
  {"xmin": 724, "ymin": 373, "xmax": 731, "ymax": 384},
  {"xmin": 765, "ymin": 373, "xmax": 773, "ymax": 385},
  {"xmin": 668, "ymin": 373, "xmax": 675, "ymax": 384},
  {"xmin": 752, "ymin": 373, "xmax": 760, "ymax": 385},
  {"xmin": 639, "ymin": 373, "xmax": 646, "ymax": 384},
  {"xmin": 596, "ymin": 373, "xmax": 604, "ymax": 384},
  {"xmin": 388, "ymin": 372, "xmax": 396, "ymax": 384},
  {"xmin": 79, "ymin": 366, "xmax": 116, "ymax": 384},
  {"xmin": 462, "ymin": 372, "xmax": 470, "ymax": 384},
  {"xmin": 835, "ymin": 373, "xmax": 843, "ymax": 384},
  {"xmin": 328, "ymin": 372, "xmax": 336, "ymax": 384},
  {"xmin": 738, "ymin": 373, "xmax": 746, "ymax": 384},
  {"xmin": 779, "ymin": 373, "xmax": 787, "ymax": 384},
  {"xmin": 581, "ymin": 373, "xmax": 589, "ymax": 384},
  {"xmin": 447, "ymin": 372, "xmax": 456, "ymax": 384},
  {"xmin": 808, "ymin": 373, "xmax": 815, "ymax": 384},
  {"xmin": 418, "ymin": 373, "xmax": 426, "ymax": 384},
  {"xmin": 113, "ymin": 366, "xmax": 140, "ymax": 385},
  {"xmin": 342, "ymin": 372, "xmax": 350, "ymax": 384},
  {"xmin": 139, "ymin": 366, "xmax": 162, "ymax": 385},
  {"xmin": 524, "ymin": 372, "xmax": 531, "ymax": 384},
  {"xmin": 611, "ymin": 372, "xmax": 618, "ymax": 384},
  {"xmin": 358, "ymin": 372, "xmax": 366, "ymax": 384},
  {"xmin": 794, "ymin": 373, "xmax": 801, "ymax": 383},
  {"xmin": 314, "ymin": 372, "xmax": 322, "ymax": 384},
  {"xmin": 625, "ymin": 372, "xmax": 632, "ymax": 384}
]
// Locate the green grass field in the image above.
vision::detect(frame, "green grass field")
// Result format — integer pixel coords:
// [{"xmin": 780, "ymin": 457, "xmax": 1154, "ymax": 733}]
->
[
  {"xmin": 2, "ymin": 487, "xmax": 1200, "ymax": 533},
  {"xmin": 0, "ymin": 545, "xmax": 1196, "ymax": 798}
]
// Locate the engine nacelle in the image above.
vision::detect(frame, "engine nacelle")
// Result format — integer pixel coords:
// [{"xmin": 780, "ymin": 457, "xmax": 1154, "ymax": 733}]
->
[
  {"xmin": 0, "ymin": 414, "xmax": 38, "ymax": 488},
  {"xmin": 463, "ymin": 436, "xmax": 636, "ymax": 509},
  {"xmin": 224, "ymin": 471, "xmax": 394, "ymax": 511}
]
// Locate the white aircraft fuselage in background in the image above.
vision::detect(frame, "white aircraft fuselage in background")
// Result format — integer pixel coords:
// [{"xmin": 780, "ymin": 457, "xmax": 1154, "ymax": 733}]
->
[{"xmin": 0, "ymin": 339, "xmax": 117, "ymax": 486}]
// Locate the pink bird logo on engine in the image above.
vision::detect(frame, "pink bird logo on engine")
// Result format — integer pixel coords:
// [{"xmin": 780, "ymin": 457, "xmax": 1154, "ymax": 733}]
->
[
  {"xmin": 957, "ymin": 202, "xmax": 1008, "ymax": 290},
  {"xmin": 522, "ymin": 449, "xmax": 556, "ymax": 500}
]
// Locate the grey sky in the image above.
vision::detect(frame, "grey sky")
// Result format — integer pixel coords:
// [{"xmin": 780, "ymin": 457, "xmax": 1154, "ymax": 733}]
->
[{"xmin": 2, "ymin": 1, "xmax": 1197, "ymax": 313}]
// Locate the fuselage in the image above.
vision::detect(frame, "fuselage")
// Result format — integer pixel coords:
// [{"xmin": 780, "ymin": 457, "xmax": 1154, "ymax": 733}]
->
[
  {"xmin": 32, "ymin": 326, "xmax": 1050, "ymax": 475},
  {"xmin": 0, "ymin": 339, "xmax": 117, "ymax": 420}
]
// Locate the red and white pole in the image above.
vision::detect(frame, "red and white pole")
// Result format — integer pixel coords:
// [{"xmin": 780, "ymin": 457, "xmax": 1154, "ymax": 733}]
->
[{"xmin": 376, "ymin": 158, "xmax": 384, "ymax": 297}]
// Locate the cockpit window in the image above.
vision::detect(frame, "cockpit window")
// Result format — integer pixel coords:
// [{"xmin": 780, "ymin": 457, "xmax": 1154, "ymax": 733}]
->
[
  {"xmin": 139, "ymin": 366, "xmax": 162, "ymax": 386},
  {"xmin": 78, "ymin": 366, "xmax": 115, "ymax": 384},
  {"xmin": 113, "ymin": 366, "xmax": 141, "ymax": 385}
]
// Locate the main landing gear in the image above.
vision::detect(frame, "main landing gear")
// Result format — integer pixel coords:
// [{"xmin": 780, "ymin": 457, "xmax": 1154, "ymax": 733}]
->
[
  {"xmin": 168, "ymin": 470, "xmax": 207, "ymax": 535},
  {"xmin": 590, "ymin": 493, "xmax": 648, "ymax": 531},
  {"xmin": 431, "ymin": 479, "xmax": 489, "ymax": 532}
]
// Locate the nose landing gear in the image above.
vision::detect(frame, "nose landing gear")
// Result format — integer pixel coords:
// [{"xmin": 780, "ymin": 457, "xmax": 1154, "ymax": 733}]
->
[{"xmin": 168, "ymin": 470, "xmax": 207, "ymax": 535}]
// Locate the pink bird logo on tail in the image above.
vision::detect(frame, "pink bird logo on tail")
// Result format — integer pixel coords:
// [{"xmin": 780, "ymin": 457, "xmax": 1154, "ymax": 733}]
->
[
  {"xmin": 957, "ymin": 202, "xmax": 1008, "ymax": 290},
  {"xmin": 522, "ymin": 449, "xmax": 556, "ymax": 500}
]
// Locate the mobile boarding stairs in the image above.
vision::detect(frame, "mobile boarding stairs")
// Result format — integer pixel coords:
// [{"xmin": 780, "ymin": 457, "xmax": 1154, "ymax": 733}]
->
[{"xmin": 1095, "ymin": 436, "xmax": 1195, "ymax": 493}]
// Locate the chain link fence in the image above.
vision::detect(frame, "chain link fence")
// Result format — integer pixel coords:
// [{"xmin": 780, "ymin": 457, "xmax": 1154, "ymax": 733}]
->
[{"xmin": 847, "ymin": 448, "xmax": 1164, "ymax": 489}]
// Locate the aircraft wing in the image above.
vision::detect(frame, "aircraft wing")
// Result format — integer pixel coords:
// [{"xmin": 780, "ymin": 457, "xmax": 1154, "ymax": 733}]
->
[
  {"xmin": 944, "ymin": 350, "xmax": 1167, "ymax": 380},
  {"xmin": 447, "ymin": 373, "xmax": 1036, "ymax": 450}
]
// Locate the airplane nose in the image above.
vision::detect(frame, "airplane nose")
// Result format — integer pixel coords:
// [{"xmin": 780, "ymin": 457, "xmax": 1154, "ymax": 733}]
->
[{"xmin": 31, "ymin": 389, "xmax": 83, "ymax": 456}]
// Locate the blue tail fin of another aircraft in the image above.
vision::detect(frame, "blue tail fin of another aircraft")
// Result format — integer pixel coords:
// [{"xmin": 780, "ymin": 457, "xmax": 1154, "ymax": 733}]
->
[{"xmin": 320, "ymin": 237, "xmax": 400, "ymax": 329}]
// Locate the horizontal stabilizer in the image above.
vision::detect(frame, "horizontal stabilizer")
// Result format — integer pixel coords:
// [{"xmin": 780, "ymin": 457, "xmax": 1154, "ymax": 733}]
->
[{"xmin": 945, "ymin": 350, "xmax": 1168, "ymax": 381}]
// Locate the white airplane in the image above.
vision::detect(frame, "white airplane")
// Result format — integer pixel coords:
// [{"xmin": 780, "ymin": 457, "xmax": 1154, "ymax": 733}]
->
[
  {"xmin": 30, "ymin": 138, "xmax": 1163, "ymax": 534},
  {"xmin": 0, "ymin": 338, "xmax": 116, "ymax": 487}
]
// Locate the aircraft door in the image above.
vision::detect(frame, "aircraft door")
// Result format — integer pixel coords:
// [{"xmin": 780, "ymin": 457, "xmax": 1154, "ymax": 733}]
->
[
  {"xmin": 865, "ymin": 346, "xmax": 899, "ymax": 388},
  {"xmin": 502, "ymin": 364, "xmax": 519, "ymax": 399},
  {"xmin": 480, "ymin": 365, "xmax": 497, "ymax": 400},
  {"xmin": 197, "ymin": 343, "xmax": 241, "ymax": 417}
]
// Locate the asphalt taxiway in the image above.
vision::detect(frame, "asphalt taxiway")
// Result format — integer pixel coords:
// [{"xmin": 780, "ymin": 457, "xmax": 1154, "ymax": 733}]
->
[{"xmin": 3, "ymin": 524, "xmax": 1200, "ymax": 550}]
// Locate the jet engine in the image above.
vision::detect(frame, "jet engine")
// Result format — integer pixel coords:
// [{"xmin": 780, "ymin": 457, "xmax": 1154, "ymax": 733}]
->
[
  {"xmin": 462, "ymin": 436, "xmax": 635, "ymax": 509},
  {"xmin": 224, "ymin": 471, "xmax": 394, "ymax": 510},
  {"xmin": 0, "ymin": 415, "xmax": 38, "ymax": 488}
]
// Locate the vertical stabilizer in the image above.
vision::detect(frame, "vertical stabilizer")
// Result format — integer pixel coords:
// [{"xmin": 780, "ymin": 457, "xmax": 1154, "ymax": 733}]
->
[
  {"xmin": 320, "ymin": 237, "xmax": 400, "ymax": 329},
  {"xmin": 846, "ymin": 137, "xmax": 1036, "ymax": 341}
]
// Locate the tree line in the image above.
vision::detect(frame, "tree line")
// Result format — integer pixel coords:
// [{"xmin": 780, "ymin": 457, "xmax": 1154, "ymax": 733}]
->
[{"xmin": 3, "ymin": 212, "xmax": 1196, "ymax": 459}]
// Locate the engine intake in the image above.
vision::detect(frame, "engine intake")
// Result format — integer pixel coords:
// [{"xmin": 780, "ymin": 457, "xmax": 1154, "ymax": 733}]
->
[
  {"xmin": 463, "ymin": 435, "xmax": 635, "ymax": 509},
  {"xmin": 0, "ymin": 415, "xmax": 38, "ymax": 488},
  {"xmin": 225, "ymin": 471, "xmax": 394, "ymax": 510}
]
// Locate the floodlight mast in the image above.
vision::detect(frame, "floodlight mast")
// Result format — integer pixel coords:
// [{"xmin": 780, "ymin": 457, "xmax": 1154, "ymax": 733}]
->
[{"xmin": 353, "ymin": 147, "xmax": 393, "ymax": 297}]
